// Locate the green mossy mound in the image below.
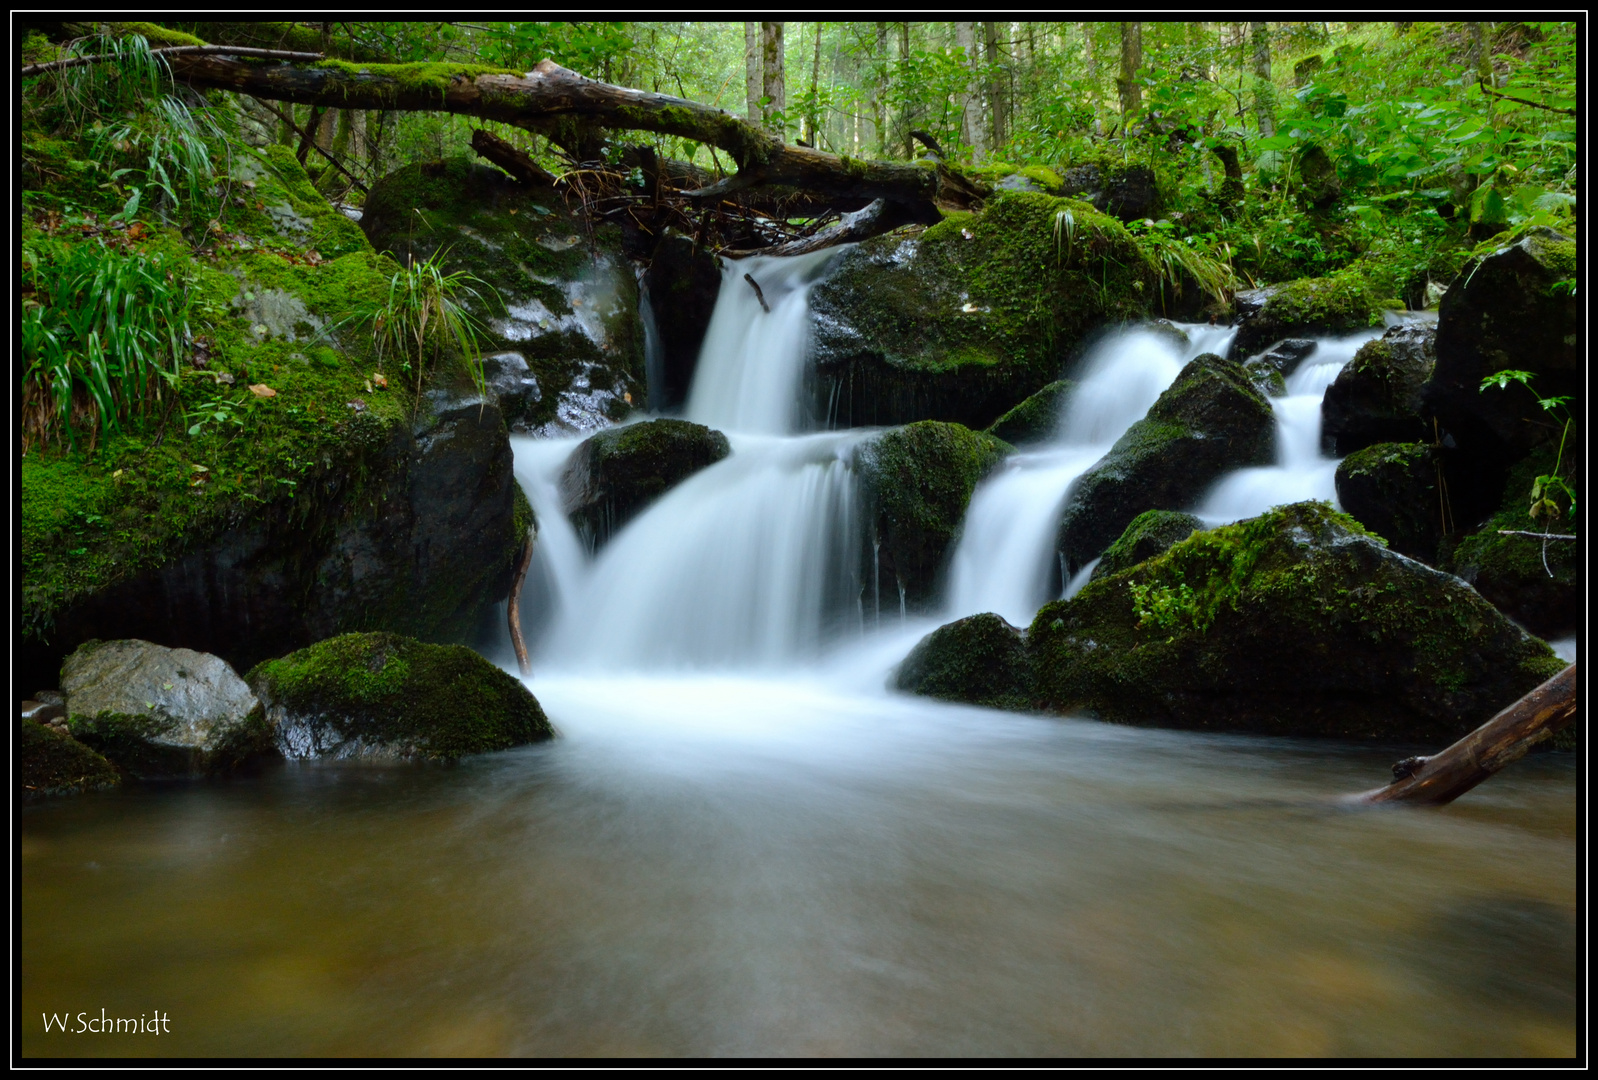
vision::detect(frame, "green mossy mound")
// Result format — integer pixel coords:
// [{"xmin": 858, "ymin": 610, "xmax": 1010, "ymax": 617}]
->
[
  {"xmin": 560, "ymin": 418, "xmax": 731, "ymax": 550},
  {"xmin": 1230, "ymin": 272, "xmax": 1383, "ymax": 359},
  {"xmin": 247, "ymin": 632, "xmax": 553, "ymax": 762},
  {"xmin": 902, "ymin": 503, "xmax": 1563, "ymax": 742},
  {"xmin": 360, "ymin": 156, "xmax": 644, "ymax": 433},
  {"xmin": 1443, "ymin": 448, "xmax": 1579, "ymax": 638},
  {"xmin": 19, "ymin": 722, "xmax": 121, "ymax": 798},
  {"xmin": 895, "ymin": 613, "xmax": 1029, "ymax": 710},
  {"xmin": 984, "ymin": 379, "xmax": 1075, "ymax": 446},
  {"xmin": 1322, "ymin": 322, "xmax": 1436, "ymax": 456},
  {"xmin": 1055, "ymin": 352, "xmax": 1274, "ymax": 575},
  {"xmin": 856, "ymin": 421, "xmax": 1013, "ymax": 610},
  {"xmin": 1091, "ymin": 510, "xmax": 1204, "ymax": 580},
  {"xmin": 809, "ymin": 191, "xmax": 1159, "ymax": 430},
  {"xmin": 1335, "ymin": 443, "xmax": 1441, "ymax": 562}
]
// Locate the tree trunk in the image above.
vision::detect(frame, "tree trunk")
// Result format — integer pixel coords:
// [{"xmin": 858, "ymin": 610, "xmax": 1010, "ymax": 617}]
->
[
  {"xmin": 760, "ymin": 21, "xmax": 786, "ymax": 136},
  {"xmin": 807, "ymin": 21, "xmax": 823, "ymax": 145},
  {"xmin": 1352, "ymin": 664, "xmax": 1578, "ymax": 806},
  {"xmin": 983, "ymin": 21, "xmax": 1007, "ymax": 153},
  {"xmin": 1117, "ymin": 21, "xmax": 1142, "ymax": 123},
  {"xmin": 899, "ymin": 22, "xmax": 914, "ymax": 159},
  {"xmin": 955, "ymin": 21, "xmax": 984, "ymax": 161},
  {"xmin": 745, "ymin": 22, "xmax": 762, "ymax": 124},
  {"xmin": 873, "ymin": 22, "xmax": 889, "ymax": 157},
  {"xmin": 1251, "ymin": 21, "xmax": 1275, "ymax": 138}
]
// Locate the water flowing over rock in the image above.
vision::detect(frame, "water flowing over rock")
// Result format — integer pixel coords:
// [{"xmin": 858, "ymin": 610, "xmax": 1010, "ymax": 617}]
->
[
  {"xmin": 1335, "ymin": 442, "xmax": 1442, "ymax": 562},
  {"xmin": 1322, "ymin": 321, "xmax": 1437, "ymax": 456},
  {"xmin": 561, "ymin": 418, "xmax": 732, "ymax": 551},
  {"xmin": 247, "ymin": 633, "xmax": 552, "ymax": 762},
  {"xmin": 62, "ymin": 639, "xmax": 273, "ymax": 777},
  {"xmin": 902, "ymin": 503, "xmax": 1565, "ymax": 741},
  {"xmin": 1055, "ymin": 352, "xmax": 1274, "ymax": 576},
  {"xmin": 642, "ymin": 231, "xmax": 722, "ymax": 411}
]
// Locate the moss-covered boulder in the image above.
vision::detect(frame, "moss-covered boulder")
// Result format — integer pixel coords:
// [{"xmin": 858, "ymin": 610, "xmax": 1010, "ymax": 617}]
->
[
  {"xmin": 855, "ymin": 421, "xmax": 1012, "ymax": 610},
  {"xmin": 360, "ymin": 157, "xmax": 645, "ymax": 435},
  {"xmin": 1322, "ymin": 322, "xmax": 1436, "ymax": 456},
  {"xmin": 1056, "ymin": 162, "xmax": 1160, "ymax": 221},
  {"xmin": 1443, "ymin": 449, "xmax": 1579, "ymax": 638},
  {"xmin": 1229, "ymin": 273, "xmax": 1383, "ymax": 359},
  {"xmin": 1090, "ymin": 510, "xmax": 1204, "ymax": 580},
  {"xmin": 894, "ymin": 613, "xmax": 1029, "ymax": 710},
  {"xmin": 984, "ymin": 379, "xmax": 1076, "ymax": 446},
  {"xmin": 902, "ymin": 503, "xmax": 1565, "ymax": 741},
  {"xmin": 19, "ymin": 722, "xmax": 121, "ymax": 799},
  {"xmin": 1055, "ymin": 353, "xmax": 1274, "ymax": 575},
  {"xmin": 808, "ymin": 192, "xmax": 1158, "ymax": 430},
  {"xmin": 62, "ymin": 639, "xmax": 274, "ymax": 777},
  {"xmin": 560, "ymin": 418, "xmax": 731, "ymax": 550},
  {"xmin": 21, "ymin": 142, "xmax": 526, "ymax": 693},
  {"xmin": 247, "ymin": 633, "xmax": 553, "ymax": 762},
  {"xmin": 1335, "ymin": 443, "xmax": 1442, "ymax": 562}
]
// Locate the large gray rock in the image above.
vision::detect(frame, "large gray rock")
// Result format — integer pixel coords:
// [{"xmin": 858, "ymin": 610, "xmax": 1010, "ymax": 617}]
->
[
  {"xmin": 1322, "ymin": 321, "xmax": 1436, "ymax": 456},
  {"xmin": 561, "ymin": 418, "xmax": 731, "ymax": 550},
  {"xmin": 63, "ymin": 639, "xmax": 273, "ymax": 777},
  {"xmin": 1055, "ymin": 352, "xmax": 1274, "ymax": 576}
]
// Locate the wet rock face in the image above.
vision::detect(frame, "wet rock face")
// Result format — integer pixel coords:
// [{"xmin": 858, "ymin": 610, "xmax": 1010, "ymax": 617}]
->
[
  {"xmin": 1228, "ymin": 274, "xmax": 1382, "ymax": 360},
  {"xmin": 1335, "ymin": 442, "xmax": 1442, "ymax": 562},
  {"xmin": 1056, "ymin": 162, "xmax": 1160, "ymax": 221},
  {"xmin": 643, "ymin": 232, "xmax": 722, "ymax": 411},
  {"xmin": 247, "ymin": 632, "xmax": 553, "ymax": 763},
  {"xmin": 1055, "ymin": 352, "xmax": 1275, "ymax": 576},
  {"xmin": 855, "ymin": 422, "xmax": 1013, "ymax": 612},
  {"xmin": 984, "ymin": 379, "xmax": 1076, "ymax": 446},
  {"xmin": 1322, "ymin": 322, "xmax": 1437, "ymax": 456},
  {"xmin": 40, "ymin": 394, "xmax": 524, "ymax": 679},
  {"xmin": 894, "ymin": 613, "xmax": 1029, "ymax": 710},
  {"xmin": 1091, "ymin": 510, "xmax": 1204, "ymax": 581},
  {"xmin": 61, "ymin": 639, "xmax": 273, "ymax": 777},
  {"xmin": 903, "ymin": 503, "xmax": 1564, "ymax": 742},
  {"xmin": 561, "ymin": 418, "xmax": 731, "ymax": 551},
  {"xmin": 360, "ymin": 157, "xmax": 645, "ymax": 437}
]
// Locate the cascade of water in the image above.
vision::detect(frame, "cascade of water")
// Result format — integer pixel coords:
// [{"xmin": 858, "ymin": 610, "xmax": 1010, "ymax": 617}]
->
[
  {"xmin": 942, "ymin": 323, "xmax": 1235, "ymax": 628},
  {"xmin": 1193, "ymin": 329, "xmax": 1383, "ymax": 526}
]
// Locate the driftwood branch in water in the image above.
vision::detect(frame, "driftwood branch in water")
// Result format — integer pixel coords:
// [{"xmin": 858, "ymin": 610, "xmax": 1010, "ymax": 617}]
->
[
  {"xmin": 723, "ymin": 197, "xmax": 941, "ymax": 259},
  {"xmin": 20, "ymin": 44, "xmax": 323, "ymax": 77},
  {"xmin": 507, "ymin": 526, "xmax": 536, "ymax": 677},
  {"xmin": 743, "ymin": 274, "xmax": 770, "ymax": 312},
  {"xmin": 470, "ymin": 128, "xmax": 558, "ymax": 187},
  {"xmin": 1351, "ymin": 663, "xmax": 1578, "ymax": 806}
]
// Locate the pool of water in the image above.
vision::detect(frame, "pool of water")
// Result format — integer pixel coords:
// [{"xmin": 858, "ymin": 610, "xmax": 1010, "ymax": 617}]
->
[{"xmin": 21, "ymin": 676, "xmax": 1577, "ymax": 1057}]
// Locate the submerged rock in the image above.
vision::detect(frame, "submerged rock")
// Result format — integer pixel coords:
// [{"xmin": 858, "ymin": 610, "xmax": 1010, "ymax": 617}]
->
[
  {"xmin": 1229, "ymin": 273, "xmax": 1382, "ymax": 360},
  {"xmin": 1335, "ymin": 442, "xmax": 1442, "ymax": 562},
  {"xmin": 1090, "ymin": 510, "xmax": 1204, "ymax": 580},
  {"xmin": 984, "ymin": 379, "xmax": 1076, "ymax": 446},
  {"xmin": 895, "ymin": 613, "xmax": 1029, "ymax": 710},
  {"xmin": 808, "ymin": 192, "xmax": 1157, "ymax": 430},
  {"xmin": 247, "ymin": 633, "xmax": 553, "ymax": 762},
  {"xmin": 1322, "ymin": 322, "xmax": 1436, "ymax": 456},
  {"xmin": 561, "ymin": 418, "xmax": 732, "ymax": 550},
  {"xmin": 62, "ymin": 639, "xmax": 274, "ymax": 778},
  {"xmin": 19, "ymin": 722, "xmax": 120, "ymax": 798},
  {"xmin": 1055, "ymin": 352, "xmax": 1274, "ymax": 575},
  {"xmin": 855, "ymin": 421, "xmax": 1012, "ymax": 611},
  {"xmin": 902, "ymin": 502, "xmax": 1564, "ymax": 742}
]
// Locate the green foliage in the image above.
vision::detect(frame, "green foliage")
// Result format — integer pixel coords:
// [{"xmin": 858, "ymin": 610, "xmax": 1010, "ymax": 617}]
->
[{"xmin": 1479, "ymin": 369, "xmax": 1576, "ymax": 524}]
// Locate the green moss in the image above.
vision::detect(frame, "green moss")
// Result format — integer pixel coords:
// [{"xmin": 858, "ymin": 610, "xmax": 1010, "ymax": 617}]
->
[
  {"xmin": 1095, "ymin": 510, "xmax": 1204, "ymax": 579},
  {"xmin": 107, "ymin": 20, "xmax": 206, "ymax": 47},
  {"xmin": 247, "ymin": 632, "xmax": 553, "ymax": 761},
  {"xmin": 306, "ymin": 59, "xmax": 521, "ymax": 106},
  {"xmin": 985, "ymin": 379, "xmax": 1075, "ymax": 445},
  {"xmin": 895, "ymin": 613, "xmax": 1030, "ymax": 709},
  {"xmin": 1020, "ymin": 165, "xmax": 1065, "ymax": 192},
  {"xmin": 19, "ymin": 722, "xmax": 121, "ymax": 797}
]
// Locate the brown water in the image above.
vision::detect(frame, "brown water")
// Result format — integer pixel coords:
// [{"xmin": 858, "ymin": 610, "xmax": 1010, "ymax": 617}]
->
[{"xmin": 21, "ymin": 675, "xmax": 1578, "ymax": 1058}]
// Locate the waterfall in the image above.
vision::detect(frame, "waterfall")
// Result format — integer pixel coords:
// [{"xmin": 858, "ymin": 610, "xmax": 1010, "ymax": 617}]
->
[{"xmin": 942, "ymin": 323, "xmax": 1235, "ymax": 628}]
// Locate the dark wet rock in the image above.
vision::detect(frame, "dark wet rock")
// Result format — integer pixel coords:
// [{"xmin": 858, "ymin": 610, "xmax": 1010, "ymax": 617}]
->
[
  {"xmin": 904, "ymin": 502, "xmax": 1565, "ymax": 741},
  {"xmin": 856, "ymin": 421, "xmax": 1013, "ymax": 611},
  {"xmin": 1055, "ymin": 352, "xmax": 1275, "ymax": 576},
  {"xmin": 808, "ymin": 192, "xmax": 1157, "ymax": 430},
  {"xmin": 1241, "ymin": 357, "xmax": 1287, "ymax": 397},
  {"xmin": 1091, "ymin": 510, "xmax": 1204, "ymax": 580},
  {"xmin": 561, "ymin": 418, "xmax": 731, "ymax": 550},
  {"xmin": 62, "ymin": 639, "xmax": 273, "ymax": 778},
  {"xmin": 20, "ymin": 722, "xmax": 120, "ymax": 798},
  {"xmin": 643, "ymin": 231, "xmax": 722, "ymax": 411},
  {"xmin": 1056, "ymin": 162, "xmax": 1160, "ymax": 221},
  {"xmin": 1442, "ymin": 449, "xmax": 1579, "ymax": 638},
  {"xmin": 22, "ymin": 699, "xmax": 65, "ymax": 724},
  {"xmin": 1229, "ymin": 274, "xmax": 1382, "ymax": 360},
  {"xmin": 894, "ymin": 613, "xmax": 1029, "ymax": 710},
  {"xmin": 1322, "ymin": 322, "xmax": 1437, "ymax": 456},
  {"xmin": 481, "ymin": 351, "xmax": 543, "ymax": 425},
  {"xmin": 361, "ymin": 156, "xmax": 644, "ymax": 436},
  {"xmin": 984, "ymin": 379, "xmax": 1076, "ymax": 446},
  {"xmin": 1335, "ymin": 442, "xmax": 1442, "ymax": 562},
  {"xmin": 1252, "ymin": 339, "xmax": 1319, "ymax": 378},
  {"xmin": 247, "ymin": 632, "xmax": 553, "ymax": 762}
]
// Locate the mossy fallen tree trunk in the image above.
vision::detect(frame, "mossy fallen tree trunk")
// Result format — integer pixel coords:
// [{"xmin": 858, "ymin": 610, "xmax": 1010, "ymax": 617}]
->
[{"xmin": 1353, "ymin": 663, "xmax": 1578, "ymax": 806}]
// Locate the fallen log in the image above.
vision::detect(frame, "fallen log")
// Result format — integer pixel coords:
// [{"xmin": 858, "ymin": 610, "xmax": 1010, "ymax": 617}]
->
[
  {"xmin": 470, "ymin": 128, "xmax": 557, "ymax": 187},
  {"xmin": 1351, "ymin": 663, "xmax": 1578, "ymax": 806}
]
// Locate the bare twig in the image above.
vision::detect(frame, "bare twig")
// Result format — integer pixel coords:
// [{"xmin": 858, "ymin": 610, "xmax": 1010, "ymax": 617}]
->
[
  {"xmin": 21, "ymin": 44, "xmax": 323, "ymax": 77},
  {"xmin": 507, "ymin": 525, "xmax": 536, "ymax": 677},
  {"xmin": 252, "ymin": 97, "xmax": 367, "ymax": 193},
  {"xmin": 1497, "ymin": 529, "xmax": 1577, "ymax": 540},
  {"xmin": 743, "ymin": 273, "xmax": 770, "ymax": 312},
  {"xmin": 1478, "ymin": 77, "xmax": 1577, "ymax": 115}
]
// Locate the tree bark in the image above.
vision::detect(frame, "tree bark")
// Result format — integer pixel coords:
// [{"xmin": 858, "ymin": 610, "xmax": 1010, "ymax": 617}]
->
[
  {"xmin": 1352, "ymin": 664, "xmax": 1578, "ymax": 806},
  {"xmin": 808, "ymin": 21, "xmax": 824, "ymax": 146},
  {"xmin": 1117, "ymin": 21, "xmax": 1142, "ymax": 123},
  {"xmin": 955, "ymin": 22, "xmax": 984, "ymax": 161},
  {"xmin": 745, "ymin": 22, "xmax": 762, "ymax": 125},
  {"xmin": 507, "ymin": 527, "xmax": 536, "ymax": 677},
  {"xmin": 760, "ymin": 21, "xmax": 786, "ymax": 135},
  {"xmin": 899, "ymin": 22, "xmax": 913, "ymax": 159},
  {"xmin": 873, "ymin": 22, "xmax": 889, "ymax": 158},
  {"xmin": 470, "ymin": 128, "xmax": 558, "ymax": 186},
  {"xmin": 983, "ymin": 21, "xmax": 1007, "ymax": 152},
  {"xmin": 1251, "ymin": 21, "xmax": 1275, "ymax": 138}
]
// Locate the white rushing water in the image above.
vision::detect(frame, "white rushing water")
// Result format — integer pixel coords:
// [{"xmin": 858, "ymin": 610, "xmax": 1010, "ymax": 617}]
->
[{"xmin": 943, "ymin": 323, "xmax": 1235, "ymax": 628}]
